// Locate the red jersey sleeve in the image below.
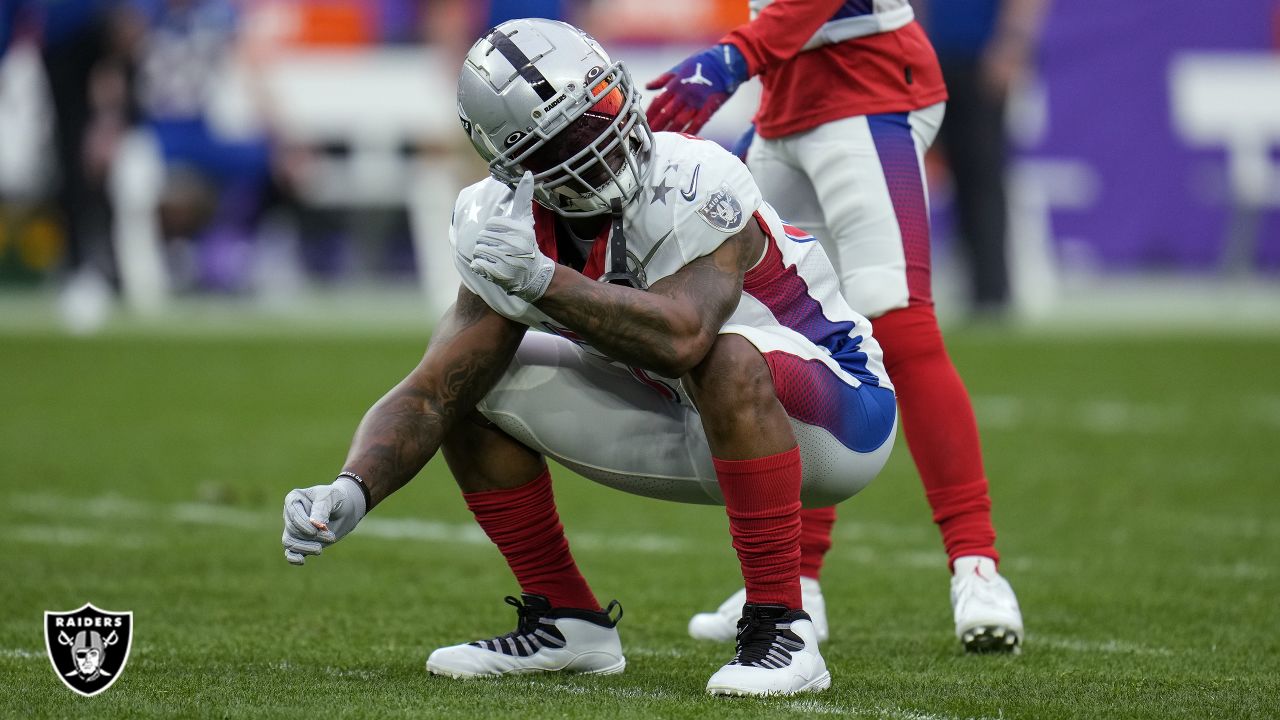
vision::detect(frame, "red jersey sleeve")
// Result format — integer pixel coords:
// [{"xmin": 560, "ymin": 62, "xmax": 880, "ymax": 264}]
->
[{"xmin": 720, "ymin": 0, "xmax": 850, "ymax": 76}]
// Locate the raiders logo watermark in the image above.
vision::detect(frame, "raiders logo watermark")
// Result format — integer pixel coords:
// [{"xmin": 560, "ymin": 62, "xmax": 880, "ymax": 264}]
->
[{"xmin": 44, "ymin": 603, "xmax": 133, "ymax": 697}]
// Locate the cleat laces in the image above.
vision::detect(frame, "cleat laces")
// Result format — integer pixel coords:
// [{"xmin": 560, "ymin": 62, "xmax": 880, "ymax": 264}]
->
[
  {"xmin": 468, "ymin": 595, "xmax": 566, "ymax": 657},
  {"xmin": 730, "ymin": 605, "xmax": 807, "ymax": 669}
]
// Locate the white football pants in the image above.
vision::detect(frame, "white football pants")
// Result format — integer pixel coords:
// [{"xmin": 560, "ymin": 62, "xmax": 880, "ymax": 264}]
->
[
  {"xmin": 747, "ymin": 102, "xmax": 945, "ymax": 318},
  {"xmin": 477, "ymin": 332, "xmax": 896, "ymax": 508}
]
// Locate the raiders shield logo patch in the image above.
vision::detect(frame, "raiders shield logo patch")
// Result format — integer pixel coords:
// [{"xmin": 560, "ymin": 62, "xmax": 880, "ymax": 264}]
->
[
  {"xmin": 696, "ymin": 184, "xmax": 744, "ymax": 231},
  {"xmin": 45, "ymin": 603, "xmax": 133, "ymax": 696}
]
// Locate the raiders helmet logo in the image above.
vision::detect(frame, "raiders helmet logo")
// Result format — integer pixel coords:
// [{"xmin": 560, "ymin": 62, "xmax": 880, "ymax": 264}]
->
[
  {"xmin": 45, "ymin": 603, "xmax": 133, "ymax": 696},
  {"xmin": 696, "ymin": 184, "xmax": 744, "ymax": 231}
]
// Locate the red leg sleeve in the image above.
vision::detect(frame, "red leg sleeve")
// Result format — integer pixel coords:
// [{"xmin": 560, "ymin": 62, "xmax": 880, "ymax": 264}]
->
[
  {"xmin": 874, "ymin": 303, "xmax": 999, "ymax": 567},
  {"xmin": 715, "ymin": 447, "xmax": 804, "ymax": 608},
  {"xmin": 464, "ymin": 470, "xmax": 601, "ymax": 610},
  {"xmin": 798, "ymin": 506, "xmax": 837, "ymax": 581}
]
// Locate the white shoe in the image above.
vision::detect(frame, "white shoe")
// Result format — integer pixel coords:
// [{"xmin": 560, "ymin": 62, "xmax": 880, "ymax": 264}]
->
[
  {"xmin": 951, "ymin": 556, "xmax": 1024, "ymax": 653},
  {"xmin": 58, "ymin": 269, "xmax": 112, "ymax": 335},
  {"xmin": 689, "ymin": 577, "xmax": 828, "ymax": 643},
  {"xmin": 706, "ymin": 604, "xmax": 831, "ymax": 696},
  {"xmin": 426, "ymin": 594, "xmax": 626, "ymax": 678}
]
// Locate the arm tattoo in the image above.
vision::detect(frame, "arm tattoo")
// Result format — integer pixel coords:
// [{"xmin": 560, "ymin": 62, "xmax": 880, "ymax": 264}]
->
[
  {"xmin": 342, "ymin": 286, "xmax": 524, "ymax": 506},
  {"xmin": 536, "ymin": 221, "xmax": 761, "ymax": 376}
]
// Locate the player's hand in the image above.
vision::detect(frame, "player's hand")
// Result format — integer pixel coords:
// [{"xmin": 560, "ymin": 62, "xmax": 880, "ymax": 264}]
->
[
  {"xmin": 645, "ymin": 43, "xmax": 749, "ymax": 134},
  {"xmin": 281, "ymin": 477, "xmax": 367, "ymax": 565},
  {"xmin": 981, "ymin": 33, "xmax": 1033, "ymax": 100},
  {"xmin": 469, "ymin": 172, "xmax": 556, "ymax": 302}
]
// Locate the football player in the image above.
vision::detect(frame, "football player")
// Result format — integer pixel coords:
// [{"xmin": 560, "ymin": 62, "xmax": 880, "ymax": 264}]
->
[
  {"xmin": 646, "ymin": 0, "xmax": 1024, "ymax": 652},
  {"xmin": 281, "ymin": 18, "xmax": 899, "ymax": 697}
]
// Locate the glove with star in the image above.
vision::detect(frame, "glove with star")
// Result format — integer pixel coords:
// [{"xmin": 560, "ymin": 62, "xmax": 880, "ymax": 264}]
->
[
  {"xmin": 645, "ymin": 43, "xmax": 749, "ymax": 134},
  {"xmin": 469, "ymin": 171, "xmax": 556, "ymax": 303}
]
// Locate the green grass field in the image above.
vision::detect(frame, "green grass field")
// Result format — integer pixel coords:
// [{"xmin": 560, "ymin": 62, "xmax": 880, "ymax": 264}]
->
[{"xmin": 2, "ymin": 326, "xmax": 1278, "ymax": 718}]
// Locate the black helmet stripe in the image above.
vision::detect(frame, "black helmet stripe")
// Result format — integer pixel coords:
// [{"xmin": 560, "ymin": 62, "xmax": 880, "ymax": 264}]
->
[{"xmin": 487, "ymin": 29, "xmax": 557, "ymax": 102}]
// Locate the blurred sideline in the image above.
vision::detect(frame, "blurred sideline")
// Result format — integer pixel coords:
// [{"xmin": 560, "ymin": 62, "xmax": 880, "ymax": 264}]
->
[
  {"xmin": 3, "ymin": 269, "xmax": 1277, "ymax": 337},
  {"xmin": 1, "ymin": 2, "xmax": 1276, "ymax": 338}
]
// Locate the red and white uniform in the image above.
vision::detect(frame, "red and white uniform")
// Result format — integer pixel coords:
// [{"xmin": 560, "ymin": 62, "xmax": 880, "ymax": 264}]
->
[
  {"xmin": 720, "ymin": 0, "xmax": 1003, "ymax": 568},
  {"xmin": 450, "ymin": 132, "xmax": 897, "ymax": 508},
  {"xmin": 722, "ymin": 0, "xmax": 947, "ymax": 317},
  {"xmin": 724, "ymin": 0, "xmax": 946, "ymax": 139}
]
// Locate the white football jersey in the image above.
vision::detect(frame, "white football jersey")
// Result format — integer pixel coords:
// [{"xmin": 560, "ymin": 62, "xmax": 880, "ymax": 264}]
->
[{"xmin": 450, "ymin": 132, "xmax": 891, "ymax": 395}]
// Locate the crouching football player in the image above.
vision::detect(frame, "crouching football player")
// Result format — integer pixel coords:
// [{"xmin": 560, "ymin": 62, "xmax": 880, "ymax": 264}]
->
[{"xmin": 281, "ymin": 18, "xmax": 897, "ymax": 697}]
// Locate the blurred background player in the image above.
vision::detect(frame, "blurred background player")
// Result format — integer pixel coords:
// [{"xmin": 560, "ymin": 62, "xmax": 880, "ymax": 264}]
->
[
  {"xmin": 0, "ymin": 0, "xmax": 140, "ymax": 331},
  {"xmin": 646, "ymin": 0, "xmax": 1027, "ymax": 652},
  {"xmin": 919, "ymin": 0, "xmax": 1047, "ymax": 318},
  {"xmin": 133, "ymin": 0, "xmax": 272, "ymax": 292}
]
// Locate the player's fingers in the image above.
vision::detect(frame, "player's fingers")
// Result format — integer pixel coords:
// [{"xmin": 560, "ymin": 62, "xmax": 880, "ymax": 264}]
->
[
  {"xmin": 285, "ymin": 497, "xmax": 320, "ymax": 538},
  {"xmin": 511, "ymin": 171, "xmax": 535, "ymax": 213},
  {"xmin": 646, "ymin": 93, "xmax": 678, "ymax": 131},
  {"xmin": 469, "ymin": 256, "xmax": 503, "ymax": 284},
  {"xmin": 685, "ymin": 102, "xmax": 721, "ymax": 135},
  {"xmin": 283, "ymin": 489, "xmax": 307, "ymax": 521},
  {"xmin": 283, "ymin": 532, "xmax": 324, "ymax": 556},
  {"xmin": 281, "ymin": 525, "xmax": 325, "ymax": 550},
  {"xmin": 284, "ymin": 549, "xmax": 306, "ymax": 565},
  {"xmin": 482, "ymin": 216, "xmax": 524, "ymax": 237},
  {"xmin": 684, "ymin": 111, "xmax": 710, "ymax": 135},
  {"xmin": 644, "ymin": 71, "xmax": 674, "ymax": 91},
  {"xmin": 471, "ymin": 250, "xmax": 501, "ymax": 267},
  {"xmin": 669, "ymin": 105, "xmax": 700, "ymax": 134},
  {"xmin": 655, "ymin": 96, "xmax": 686, "ymax": 131},
  {"xmin": 308, "ymin": 492, "xmax": 334, "ymax": 532}
]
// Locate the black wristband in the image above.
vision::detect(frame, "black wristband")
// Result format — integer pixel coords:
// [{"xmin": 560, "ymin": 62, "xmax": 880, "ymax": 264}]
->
[{"xmin": 336, "ymin": 471, "xmax": 372, "ymax": 509}]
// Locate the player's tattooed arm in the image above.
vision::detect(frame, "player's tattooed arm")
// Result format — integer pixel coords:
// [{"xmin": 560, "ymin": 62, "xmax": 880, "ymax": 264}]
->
[
  {"xmin": 535, "ymin": 217, "xmax": 766, "ymax": 378},
  {"xmin": 340, "ymin": 285, "xmax": 525, "ymax": 507}
]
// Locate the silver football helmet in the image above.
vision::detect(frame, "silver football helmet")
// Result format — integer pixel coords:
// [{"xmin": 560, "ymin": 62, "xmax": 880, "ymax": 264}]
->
[{"xmin": 458, "ymin": 19, "xmax": 654, "ymax": 217}]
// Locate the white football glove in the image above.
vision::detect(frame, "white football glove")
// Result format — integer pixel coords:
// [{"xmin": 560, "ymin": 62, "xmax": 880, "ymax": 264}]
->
[
  {"xmin": 281, "ymin": 477, "xmax": 367, "ymax": 565},
  {"xmin": 469, "ymin": 172, "xmax": 556, "ymax": 302}
]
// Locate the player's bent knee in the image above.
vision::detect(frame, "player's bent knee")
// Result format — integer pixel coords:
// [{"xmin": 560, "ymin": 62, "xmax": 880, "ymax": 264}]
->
[
  {"xmin": 686, "ymin": 333, "xmax": 798, "ymax": 458},
  {"xmin": 686, "ymin": 333, "xmax": 776, "ymax": 411}
]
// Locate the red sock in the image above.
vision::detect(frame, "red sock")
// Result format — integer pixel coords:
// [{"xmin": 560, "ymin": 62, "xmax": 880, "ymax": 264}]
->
[
  {"xmin": 714, "ymin": 447, "xmax": 803, "ymax": 609},
  {"xmin": 798, "ymin": 506, "xmax": 837, "ymax": 580},
  {"xmin": 463, "ymin": 470, "xmax": 600, "ymax": 611},
  {"xmin": 926, "ymin": 479, "xmax": 995, "ymax": 567},
  {"xmin": 874, "ymin": 304, "xmax": 999, "ymax": 568}
]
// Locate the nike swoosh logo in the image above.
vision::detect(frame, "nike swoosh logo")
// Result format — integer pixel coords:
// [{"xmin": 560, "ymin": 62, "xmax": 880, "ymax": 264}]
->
[{"xmin": 681, "ymin": 164, "xmax": 700, "ymax": 201}]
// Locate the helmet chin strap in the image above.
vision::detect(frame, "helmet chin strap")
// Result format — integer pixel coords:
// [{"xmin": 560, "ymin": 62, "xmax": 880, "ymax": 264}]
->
[{"xmin": 599, "ymin": 198, "xmax": 647, "ymax": 289}]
